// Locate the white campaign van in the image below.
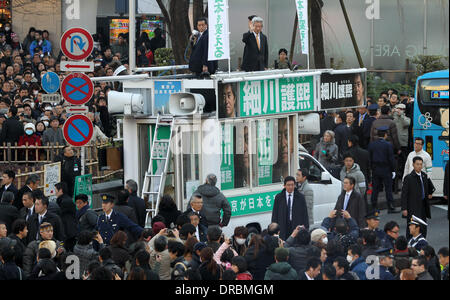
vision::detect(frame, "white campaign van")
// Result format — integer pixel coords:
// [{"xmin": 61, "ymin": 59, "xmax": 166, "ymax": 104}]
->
[{"xmin": 107, "ymin": 67, "xmax": 365, "ymax": 235}]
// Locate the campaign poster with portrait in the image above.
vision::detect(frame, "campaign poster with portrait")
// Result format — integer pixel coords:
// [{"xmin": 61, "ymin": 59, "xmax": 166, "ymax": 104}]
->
[
  {"xmin": 320, "ymin": 72, "xmax": 367, "ymax": 110},
  {"xmin": 218, "ymin": 82, "xmax": 239, "ymax": 119}
]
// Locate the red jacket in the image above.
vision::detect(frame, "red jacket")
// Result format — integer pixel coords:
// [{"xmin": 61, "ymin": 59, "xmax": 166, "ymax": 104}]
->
[
  {"xmin": 146, "ymin": 50, "xmax": 154, "ymax": 65},
  {"xmin": 18, "ymin": 134, "xmax": 42, "ymax": 161},
  {"xmin": 236, "ymin": 272, "xmax": 253, "ymax": 280}
]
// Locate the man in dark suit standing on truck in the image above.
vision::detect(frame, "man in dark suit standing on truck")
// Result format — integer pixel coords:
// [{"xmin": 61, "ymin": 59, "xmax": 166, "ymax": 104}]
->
[
  {"xmin": 189, "ymin": 17, "xmax": 218, "ymax": 77},
  {"xmin": 241, "ymin": 16, "xmax": 268, "ymax": 72}
]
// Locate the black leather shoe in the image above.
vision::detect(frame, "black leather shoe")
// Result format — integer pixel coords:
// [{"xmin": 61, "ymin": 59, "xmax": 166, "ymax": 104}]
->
[{"xmin": 388, "ymin": 205, "xmax": 400, "ymax": 214}]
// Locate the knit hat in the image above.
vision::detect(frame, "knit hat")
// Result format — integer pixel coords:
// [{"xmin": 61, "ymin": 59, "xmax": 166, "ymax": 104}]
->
[
  {"xmin": 152, "ymin": 222, "xmax": 166, "ymax": 235},
  {"xmin": 310, "ymin": 228, "xmax": 327, "ymax": 243},
  {"xmin": 24, "ymin": 123, "xmax": 36, "ymax": 132}
]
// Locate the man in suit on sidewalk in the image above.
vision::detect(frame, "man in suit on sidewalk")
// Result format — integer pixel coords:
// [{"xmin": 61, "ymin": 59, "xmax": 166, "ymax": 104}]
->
[
  {"xmin": 334, "ymin": 176, "xmax": 367, "ymax": 228},
  {"xmin": 241, "ymin": 17, "xmax": 268, "ymax": 72},
  {"xmin": 272, "ymin": 176, "xmax": 309, "ymax": 241}
]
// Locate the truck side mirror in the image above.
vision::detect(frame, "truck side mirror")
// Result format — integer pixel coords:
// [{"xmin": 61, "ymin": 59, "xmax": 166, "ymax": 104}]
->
[{"xmin": 321, "ymin": 172, "xmax": 331, "ymax": 183}]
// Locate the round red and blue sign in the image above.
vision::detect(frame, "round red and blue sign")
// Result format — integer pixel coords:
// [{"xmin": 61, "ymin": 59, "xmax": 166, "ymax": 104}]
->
[
  {"xmin": 61, "ymin": 73, "xmax": 94, "ymax": 106},
  {"xmin": 63, "ymin": 114, "xmax": 94, "ymax": 147}
]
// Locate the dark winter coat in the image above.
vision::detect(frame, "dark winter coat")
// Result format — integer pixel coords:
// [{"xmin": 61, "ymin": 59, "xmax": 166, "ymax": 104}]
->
[
  {"xmin": 26, "ymin": 211, "xmax": 66, "ymax": 245},
  {"xmin": 264, "ymin": 262, "xmax": 298, "ymax": 280},
  {"xmin": 195, "ymin": 184, "xmax": 231, "ymax": 227},
  {"xmin": 189, "ymin": 29, "xmax": 218, "ymax": 75},
  {"xmin": 108, "ymin": 244, "xmax": 131, "ymax": 269},
  {"xmin": 241, "ymin": 31, "xmax": 268, "ymax": 72},
  {"xmin": 56, "ymin": 194, "xmax": 78, "ymax": 240},
  {"xmin": 0, "ymin": 116, "xmax": 24, "ymax": 145},
  {"xmin": 128, "ymin": 193, "xmax": 146, "ymax": 228},
  {"xmin": 401, "ymin": 171, "xmax": 432, "ymax": 220},
  {"xmin": 284, "ymin": 236, "xmax": 314, "ymax": 276},
  {"xmin": 271, "ymin": 188, "xmax": 309, "ymax": 241},
  {"xmin": 0, "ymin": 202, "xmax": 19, "ymax": 233},
  {"xmin": 0, "ymin": 184, "xmax": 19, "ymax": 209},
  {"xmin": 244, "ymin": 237, "xmax": 277, "ymax": 280},
  {"xmin": 370, "ymin": 115, "xmax": 400, "ymax": 151}
]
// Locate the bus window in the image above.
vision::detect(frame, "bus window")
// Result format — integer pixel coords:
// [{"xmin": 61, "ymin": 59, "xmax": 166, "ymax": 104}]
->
[{"xmin": 418, "ymin": 78, "xmax": 449, "ymax": 105}]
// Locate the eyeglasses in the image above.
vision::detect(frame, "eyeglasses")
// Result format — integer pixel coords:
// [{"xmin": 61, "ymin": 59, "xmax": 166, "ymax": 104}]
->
[{"xmin": 390, "ymin": 230, "xmax": 399, "ymax": 234}]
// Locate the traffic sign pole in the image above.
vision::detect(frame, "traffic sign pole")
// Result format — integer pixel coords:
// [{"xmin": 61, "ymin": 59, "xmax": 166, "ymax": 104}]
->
[{"xmin": 60, "ymin": 27, "xmax": 95, "ymax": 180}]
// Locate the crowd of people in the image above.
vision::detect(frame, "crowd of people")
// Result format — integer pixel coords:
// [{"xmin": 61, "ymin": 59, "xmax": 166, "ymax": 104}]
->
[
  {"xmin": 0, "ymin": 24, "xmax": 168, "ymax": 156},
  {"xmin": 0, "ymin": 168, "xmax": 448, "ymax": 281},
  {"xmin": 0, "ymin": 18, "xmax": 448, "ymax": 281}
]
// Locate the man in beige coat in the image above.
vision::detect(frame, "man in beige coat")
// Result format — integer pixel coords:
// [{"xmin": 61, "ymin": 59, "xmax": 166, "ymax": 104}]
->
[{"xmin": 296, "ymin": 168, "xmax": 314, "ymax": 226}]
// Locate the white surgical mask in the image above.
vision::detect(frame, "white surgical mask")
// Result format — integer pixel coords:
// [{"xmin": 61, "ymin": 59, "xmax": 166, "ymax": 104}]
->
[
  {"xmin": 346, "ymin": 255, "xmax": 353, "ymax": 264},
  {"xmin": 25, "ymin": 129, "xmax": 34, "ymax": 136},
  {"xmin": 43, "ymin": 121, "xmax": 49, "ymax": 127},
  {"xmin": 33, "ymin": 90, "xmax": 39, "ymax": 96},
  {"xmin": 29, "ymin": 102, "xmax": 35, "ymax": 109},
  {"xmin": 322, "ymin": 237, "xmax": 328, "ymax": 244},
  {"xmin": 236, "ymin": 238, "xmax": 246, "ymax": 245},
  {"xmin": 5, "ymin": 27, "xmax": 10, "ymax": 32}
]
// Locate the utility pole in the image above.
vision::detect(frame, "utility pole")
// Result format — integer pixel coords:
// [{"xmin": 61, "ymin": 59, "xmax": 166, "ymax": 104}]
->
[
  {"xmin": 129, "ymin": 0, "xmax": 136, "ymax": 72},
  {"xmin": 339, "ymin": 0, "xmax": 364, "ymax": 68}
]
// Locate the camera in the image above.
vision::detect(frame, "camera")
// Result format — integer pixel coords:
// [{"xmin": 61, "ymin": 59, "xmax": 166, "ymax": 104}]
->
[
  {"xmin": 167, "ymin": 229, "xmax": 175, "ymax": 238},
  {"xmin": 335, "ymin": 209, "xmax": 343, "ymax": 218}
]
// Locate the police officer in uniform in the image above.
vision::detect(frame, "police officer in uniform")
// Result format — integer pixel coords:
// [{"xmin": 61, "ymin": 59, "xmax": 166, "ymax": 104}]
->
[
  {"xmin": 361, "ymin": 104, "xmax": 378, "ymax": 149},
  {"xmin": 368, "ymin": 126, "xmax": 399, "ymax": 213},
  {"xmin": 96, "ymin": 194, "xmax": 143, "ymax": 245},
  {"xmin": 407, "ymin": 215, "xmax": 429, "ymax": 252},
  {"xmin": 364, "ymin": 209, "xmax": 386, "ymax": 243},
  {"xmin": 373, "ymin": 248, "xmax": 395, "ymax": 280}
]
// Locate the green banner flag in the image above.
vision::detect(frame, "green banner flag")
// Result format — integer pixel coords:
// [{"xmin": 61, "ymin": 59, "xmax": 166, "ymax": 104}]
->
[{"xmin": 240, "ymin": 76, "xmax": 314, "ymax": 117}]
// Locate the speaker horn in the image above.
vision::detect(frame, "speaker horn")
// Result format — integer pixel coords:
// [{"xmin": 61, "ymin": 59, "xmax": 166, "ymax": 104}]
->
[
  {"xmin": 108, "ymin": 91, "xmax": 144, "ymax": 115},
  {"xmin": 169, "ymin": 93, "xmax": 205, "ymax": 116}
]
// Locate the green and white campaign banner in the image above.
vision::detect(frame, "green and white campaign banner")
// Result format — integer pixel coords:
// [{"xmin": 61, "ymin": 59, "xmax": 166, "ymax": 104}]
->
[
  {"xmin": 208, "ymin": 0, "xmax": 230, "ymax": 61},
  {"xmin": 228, "ymin": 191, "xmax": 279, "ymax": 217},
  {"xmin": 240, "ymin": 76, "xmax": 314, "ymax": 117},
  {"xmin": 257, "ymin": 120, "xmax": 274, "ymax": 185},
  {"xmin": 296, "ymin": 0, "xmax": 309, "ymax": 55},
  {"xmin": 220, "ymin": 123, "xmax": 234, "ymax": 190}
]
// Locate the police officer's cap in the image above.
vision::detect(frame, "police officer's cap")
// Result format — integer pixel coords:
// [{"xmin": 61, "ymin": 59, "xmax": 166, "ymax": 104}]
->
[
  {"xmin": 376, "ymin": 248, "xmax": 394, "ymax": 258},
  {"xmin": 101, "ymin": 194, "xmax": 115, "ymax": 203},
  {"xmin": 377, "ymin": 125, "xmax": 390, "ymax": 132},
  {"xmin": 368, "ymin": 104, "xmax": 379, "ymax": 111},
  {"xmin": 365, "ymin": 209, "xmax": 380, "ymax": 220},
  {"xmin": 409, "ymin": 215, "xmax": 428, "ymax": 227}
]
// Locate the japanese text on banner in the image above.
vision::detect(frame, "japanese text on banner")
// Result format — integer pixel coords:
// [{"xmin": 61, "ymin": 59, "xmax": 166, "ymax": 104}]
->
[{"xmin": 208, "ymin": 0, "xmax": 230, "ymax": 61}]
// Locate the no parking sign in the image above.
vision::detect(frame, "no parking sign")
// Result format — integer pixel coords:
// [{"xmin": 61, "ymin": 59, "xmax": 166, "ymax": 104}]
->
[{"xmin": 63, "ymin": 114, "xmax": 94, "ymax": 147}]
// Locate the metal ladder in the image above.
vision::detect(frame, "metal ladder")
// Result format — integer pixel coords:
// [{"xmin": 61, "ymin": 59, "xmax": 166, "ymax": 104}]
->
[{"xmin": 142, "ymin": 114, "xmax": 175, "ymax": 227}]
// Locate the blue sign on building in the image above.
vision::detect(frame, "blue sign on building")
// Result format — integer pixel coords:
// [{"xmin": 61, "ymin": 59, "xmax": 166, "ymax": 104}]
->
[
  {"xmin": 41, "ymin": 72, "xmax": 61, "ymax": 94},
  {"xmin": 154, "ymin": 81, "xmax": 182, "ymax": 113}
]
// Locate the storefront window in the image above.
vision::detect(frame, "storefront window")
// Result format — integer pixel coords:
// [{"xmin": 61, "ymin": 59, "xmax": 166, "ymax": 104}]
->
[{"xmin": 0, "ymin": 0, "xmax": 12, "ymax": 26}]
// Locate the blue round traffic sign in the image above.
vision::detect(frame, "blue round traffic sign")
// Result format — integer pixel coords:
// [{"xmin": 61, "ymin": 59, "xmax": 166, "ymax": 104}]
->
[
  {"xmin": 41, "ymin": 72, "xmax": 60, "ymax": 94},
  {"xmin": 61, "ymin": 73, "xmax": 94, "ymax": 106},
  {"xmin": 63, "ymin": 115, "xmax": 94, "ymax": 147}
]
